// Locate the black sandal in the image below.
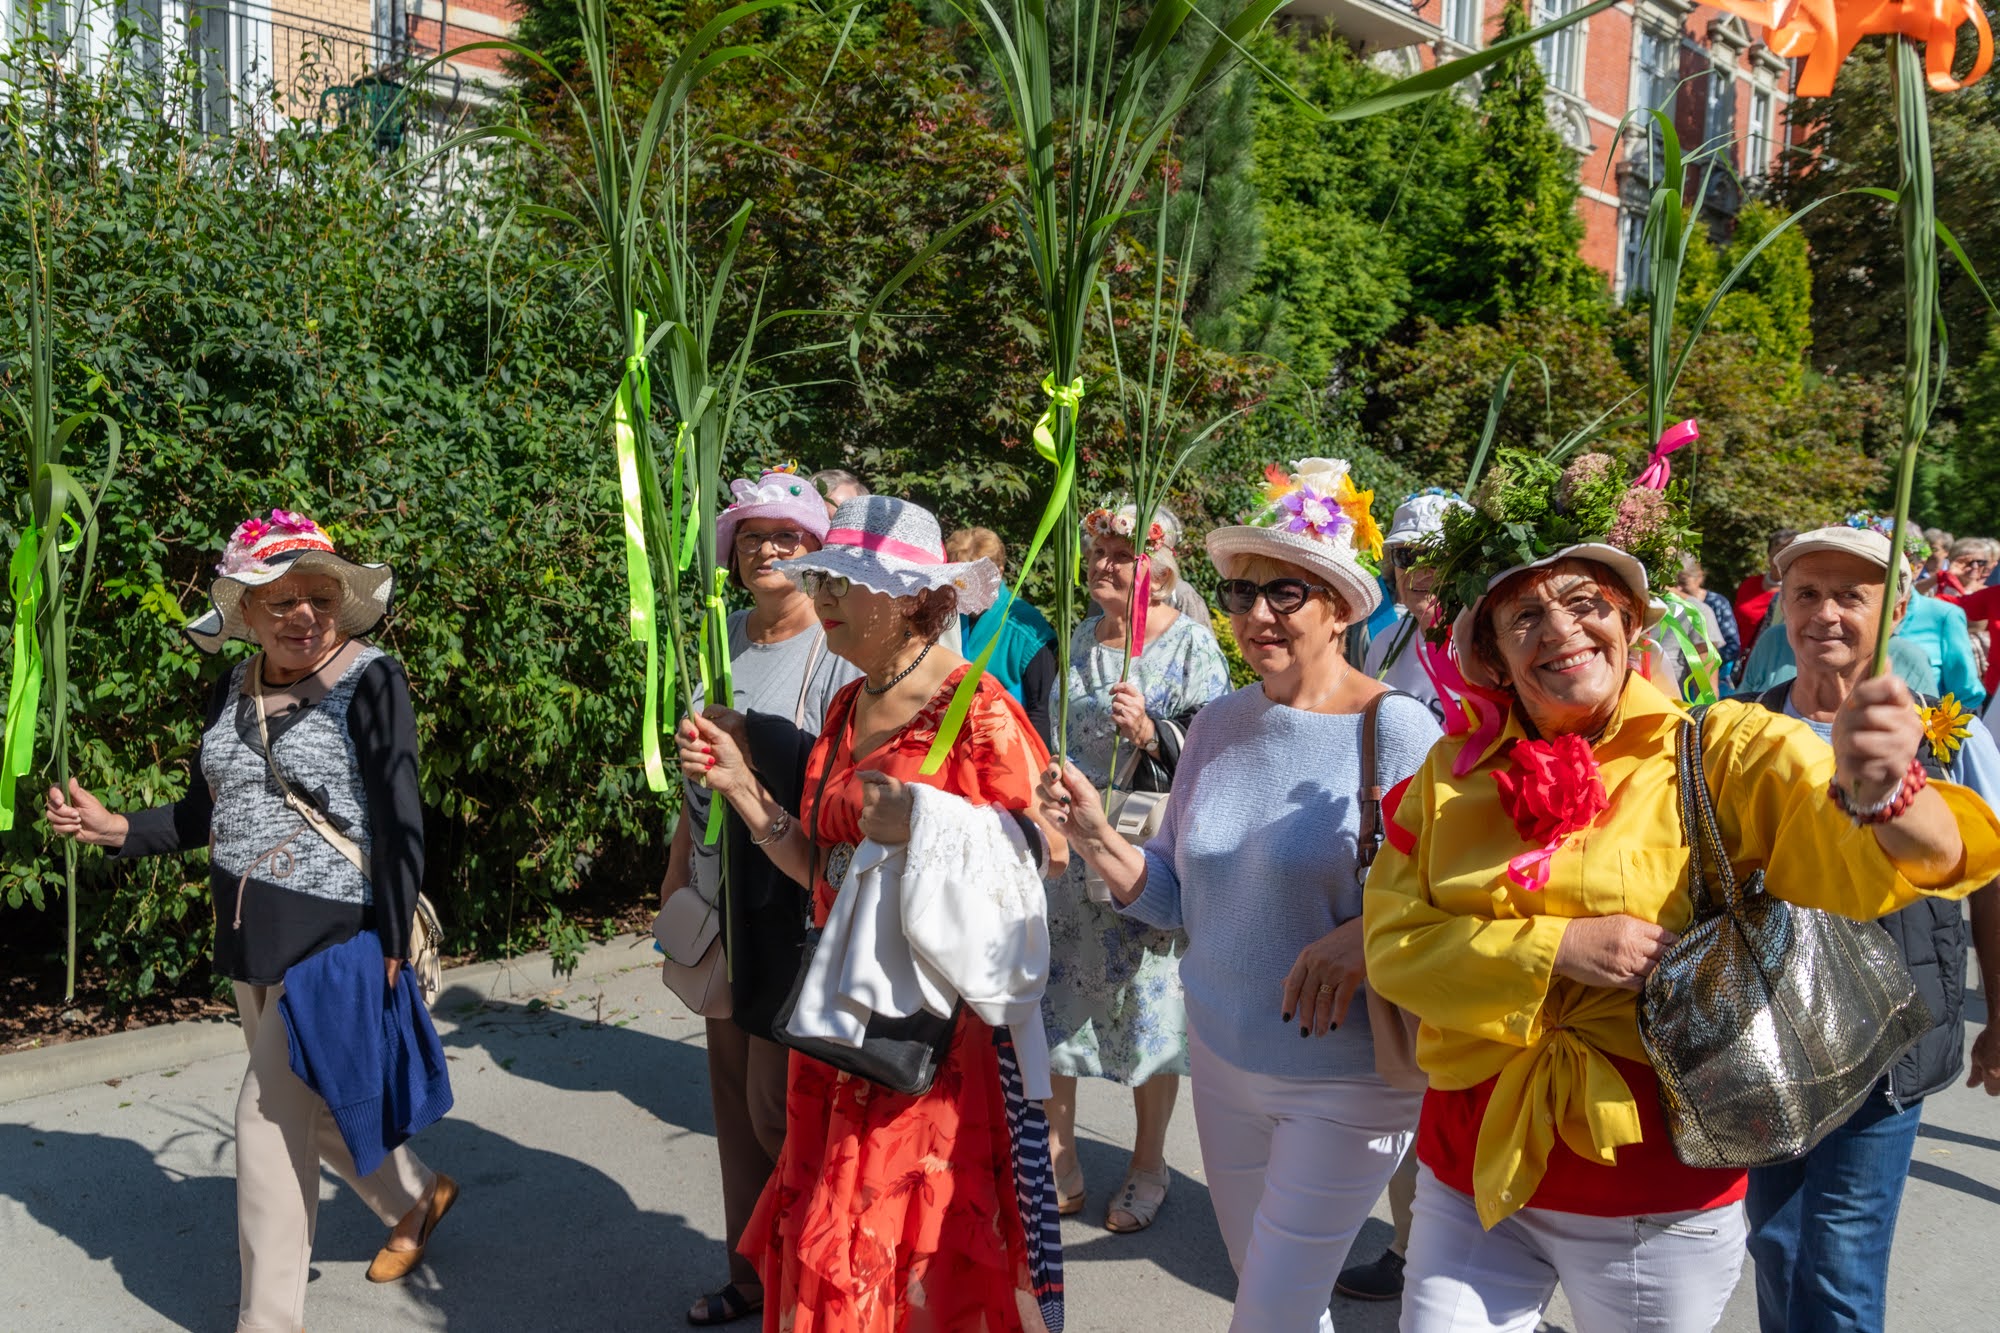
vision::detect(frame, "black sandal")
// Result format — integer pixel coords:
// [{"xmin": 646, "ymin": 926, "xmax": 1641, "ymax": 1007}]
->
[{"xmin": 687, "ymin": 1284, "xmax": 763, "ymax": 1327}]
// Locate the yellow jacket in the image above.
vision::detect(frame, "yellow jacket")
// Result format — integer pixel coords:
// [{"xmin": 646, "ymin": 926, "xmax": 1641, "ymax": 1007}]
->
[{"xmin": 1362, "ymin": 672, "xmax": 2000, "ymax": 1228}]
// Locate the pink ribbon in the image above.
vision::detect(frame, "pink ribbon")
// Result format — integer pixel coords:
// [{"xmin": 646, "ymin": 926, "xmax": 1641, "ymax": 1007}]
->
[
  {"xmin": 1636, "ymin": 418, "xmax": 1699, "ymax": 491},
  {"xmin": 1130, "ymin": 554, "xmax": 1153, "ymax": 659},
  {"xmin": 1417, "ymin": 637, "xmax": 1513, "ymax": 779},
  {"xmin": 826, "ymin": 527, "xmax": 946, "ymax": 564},
  {"xmin": 1507, "ymin": 841, "xmax": 1564, "ymax": 892}
]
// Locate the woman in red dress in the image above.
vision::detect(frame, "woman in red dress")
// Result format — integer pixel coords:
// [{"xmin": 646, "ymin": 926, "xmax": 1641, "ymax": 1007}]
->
[{"xmin": 679, "ymin": 496, "xmax": 1065, "ymax": 1333}]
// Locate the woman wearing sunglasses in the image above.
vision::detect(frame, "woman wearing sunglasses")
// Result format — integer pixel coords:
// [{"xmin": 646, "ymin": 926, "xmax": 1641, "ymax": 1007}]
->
[
  {"xmin": 677, "ymin": 495, "xmax": 1068, "ymax": 1333},
  {"xmin": 660, "ymin": 468, "xmax": 861, "ymax": 1327},
  {"xmin": 1038, "ymin": 459, "xmax": 1440, "ymax": 1332}
]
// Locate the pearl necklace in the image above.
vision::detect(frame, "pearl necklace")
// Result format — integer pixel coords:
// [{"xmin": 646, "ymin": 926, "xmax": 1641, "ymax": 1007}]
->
[{"xmin": 864, "ymin": 640, "xmax": 933, "ymax": 695}]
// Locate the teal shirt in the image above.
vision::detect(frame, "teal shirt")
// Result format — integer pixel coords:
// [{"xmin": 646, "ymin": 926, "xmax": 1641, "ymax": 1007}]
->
[
  {"xmin": 1899, "ymin": 593, "xmax": 1987, "ymax": 711},
  {"xmin": 961, "ymin": 583, "xmax": 1057, "ymax": 704}
]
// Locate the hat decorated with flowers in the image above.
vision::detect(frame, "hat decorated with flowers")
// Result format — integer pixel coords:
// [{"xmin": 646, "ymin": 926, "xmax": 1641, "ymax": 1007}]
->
[
  {"xmin": 185, "ymin": 510, "xmax": 394, "ymax": 654},
  {"xmin": 1417, "ymin": 449, "xmax": 1694, "ymax": 682},
  {"xmin": 1204, "ymin": 457, "xmax": 1385, "ymax": 619},
  {"xmin": 716, "ymin": 463, "xmax": 831, "ymax": 557},
  {"xmin": 1082, "ymin": 504, "xmax": 1181, "ymax": 554},
  {"xmin": 774, "ymin": 496, "xmax": 1000, "ymax": 612}
]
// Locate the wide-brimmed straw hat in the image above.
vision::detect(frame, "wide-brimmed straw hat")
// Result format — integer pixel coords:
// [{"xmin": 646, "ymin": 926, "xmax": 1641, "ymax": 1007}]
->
[
  {"xmin": 185, "ymin": 511, "xmax": 394, "ymax": 654},
  {"xmin": 1205, "ymin": 457, "xmax": 1386, "ymax": 620},
  {"xmin": 774, "ymin": 496, "xmax": 1000, "ymax": 612},
  {"xmin": 716, "ymin": 466, "xmax": 831, "ymax": 556}
]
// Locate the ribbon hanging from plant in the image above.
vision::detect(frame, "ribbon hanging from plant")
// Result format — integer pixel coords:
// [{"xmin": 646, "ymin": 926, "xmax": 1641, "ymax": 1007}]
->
[
  {"xmin": 1657, "ymin": 590, "xmax": 1725, "ymax": 706},
  {"xmin": 921, "ymin": 376, "xmax": 1084, "ymax": 774},
  {"xmin": 696, "ymin": 564, "xmax": 733, "ymax": 845},
  {"xmin": 0, "ymin": 526, "xmax": 47, "ymax": 831},
  {"xmin": 1635, "ymin": 419, "xmax": 1698, "ymax": 491},
  {"xmin": 612, "ymin": 313, "xmax": 673, "ymax": 794}
]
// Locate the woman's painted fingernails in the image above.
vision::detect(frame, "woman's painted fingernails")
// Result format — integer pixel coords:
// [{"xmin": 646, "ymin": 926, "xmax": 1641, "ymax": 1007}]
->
[
  {"xmin": 1299, "ymin": 1025, "xmax": 1309, "ymax": 1037},
  {"xmin": 1280, "ymin": 1011, "xmax": 1291, "ymax": 1023}
]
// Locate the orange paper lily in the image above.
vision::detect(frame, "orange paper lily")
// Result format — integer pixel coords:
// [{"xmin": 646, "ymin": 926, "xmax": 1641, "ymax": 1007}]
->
[{"xmin": 1712, "ymin": 0, "xmax": 1992, "ymax": 97}]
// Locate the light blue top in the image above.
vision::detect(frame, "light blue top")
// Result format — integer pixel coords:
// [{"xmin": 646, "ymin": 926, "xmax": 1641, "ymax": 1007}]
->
[
  {"xmin": 1899, "ymin": 594, "xmax": 1987, "ymax": 712},
  {"xmin": 1737, "ymin": 625, "xmax": 1938, "ymax": 699},
  {"xmin": 1126, "ymin": 684, "xmax": 1441, "ymax": 1078}
]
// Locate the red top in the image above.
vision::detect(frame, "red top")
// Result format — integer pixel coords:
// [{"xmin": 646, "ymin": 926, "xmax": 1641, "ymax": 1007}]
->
[
  {"xmin": 1946, "ymin": 585, "xmax": 2000, "ymax": 698},
  {"xmin": 1733, "ymin": 574, "xmax": 1777, "ymax": 654},
  {"xmin": 743, "ymin": 668, "xmax": 1051, "ymax": 1333},
  {"xmin": 1417, "ymin": 1054, "xmax": 1747, "ymax": 1218}
]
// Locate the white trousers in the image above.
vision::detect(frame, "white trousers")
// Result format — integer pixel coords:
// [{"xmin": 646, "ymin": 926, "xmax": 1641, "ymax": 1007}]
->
[
  {"xmin": 1400, "ymin": 1165, "xmax": 1746, "ymax": 1333},
  {"xmin": 1188, "ymin": 1025, "xmax": 1421, "ymax": 1333}
]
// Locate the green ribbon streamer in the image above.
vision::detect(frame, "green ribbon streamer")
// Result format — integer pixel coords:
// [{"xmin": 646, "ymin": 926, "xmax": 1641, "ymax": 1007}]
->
[
  {"xmin": 697, "ymin": 564, "xmax": 733, "ymax": 846},
  {"xmin": 0, "ymin": 525, "xmax": 46, "ymax": 831},
  {"xmin": 613, "ymin": 315, "xmax": 670, "ymax": 794},
  {"xmin": 1658, "ymin": 590, "xmax": 1723, "ymax": 706},
  {"xmin": 922, "ymin": 376, "xmax": 1084, "ymax": 774}
]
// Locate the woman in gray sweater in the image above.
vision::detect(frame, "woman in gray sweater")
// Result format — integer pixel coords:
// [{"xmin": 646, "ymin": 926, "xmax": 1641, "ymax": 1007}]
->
[{"xmin": 1040, "ymin": 458, "xmax": 1440, "ymax": 1333}]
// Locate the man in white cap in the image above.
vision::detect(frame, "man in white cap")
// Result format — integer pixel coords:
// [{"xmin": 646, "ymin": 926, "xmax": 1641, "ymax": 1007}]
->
[
  {"xmin": 1745, "ymin": 524, "xmax": 2000, "ymax": 1333},
  {"xmin": 1360, "ymin": 490, "xmax": 1468, "ymax": 727}
]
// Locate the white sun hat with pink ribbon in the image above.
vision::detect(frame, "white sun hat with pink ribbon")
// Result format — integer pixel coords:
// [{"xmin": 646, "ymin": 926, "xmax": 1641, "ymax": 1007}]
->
[
  {"xmin": 774, "ymin": 496, "xmax": 1000, "ymax": 611},
  {"xmin": 185, "ymin": 510, "xmax": 394, "ymax": 653}
]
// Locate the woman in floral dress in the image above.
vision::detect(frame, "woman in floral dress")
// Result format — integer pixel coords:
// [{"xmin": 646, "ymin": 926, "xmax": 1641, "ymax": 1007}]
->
[{"xmin": 1043, "ymin": 506, "xmax": 1231, "ymax": 1233}]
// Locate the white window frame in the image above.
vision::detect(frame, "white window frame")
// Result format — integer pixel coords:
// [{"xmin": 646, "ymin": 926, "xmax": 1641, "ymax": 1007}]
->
[
  {"xmin": 1440, "ymin": 0, "xmax": 1481, "ymax": 50},
  {"xmin": 1746, "ymin": 83, "xmax": 1774, "ymax": 177},
  {"xmin": 1534, "ymin": 0, "xmax": 1585, "ymax": 95}
]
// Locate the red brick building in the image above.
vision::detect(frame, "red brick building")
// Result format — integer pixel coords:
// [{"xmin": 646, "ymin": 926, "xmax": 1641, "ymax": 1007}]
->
[{"xmin": 1286, "ymin": 0, "xmax": 1796, "ymax": 297}]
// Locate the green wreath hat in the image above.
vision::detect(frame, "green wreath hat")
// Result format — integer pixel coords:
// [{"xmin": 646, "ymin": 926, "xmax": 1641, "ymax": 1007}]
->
[{"xmin": 1414, "ymin": 448, "xmax": 1699, "ymax": 645}]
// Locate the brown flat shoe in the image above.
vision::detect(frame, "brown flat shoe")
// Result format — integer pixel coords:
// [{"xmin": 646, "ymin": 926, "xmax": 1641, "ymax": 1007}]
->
[{"xmin": 366, "ymin": 1173, "xmax": 458, "ymax": 1283}]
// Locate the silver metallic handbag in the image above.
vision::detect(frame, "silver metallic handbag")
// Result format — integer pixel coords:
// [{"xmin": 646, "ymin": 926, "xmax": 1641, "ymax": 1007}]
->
[{"xmin": 1637, "ymin": 705, "xmax": 1931, "ymax": 1169}]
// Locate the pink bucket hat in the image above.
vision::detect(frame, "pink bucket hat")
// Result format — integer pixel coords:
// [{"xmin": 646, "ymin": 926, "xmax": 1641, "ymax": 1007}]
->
[{"xmin": 715, "ymin": 466, "xmax": 831, "ymax": 556}]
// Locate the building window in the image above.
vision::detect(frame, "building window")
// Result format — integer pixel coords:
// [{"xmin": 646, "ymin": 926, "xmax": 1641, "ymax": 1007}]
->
[
  {"xmin": 1706, "ymin": 62, "xmax": 1737, "ymax": 144},
  {"xmin": 1747, "ymin": 85, "xmax": 1775, "ymax": 177},
  {"xmin": 1621, "ymin": 208, "xmax": 1651, "ymax": 297},
  {"xmin": 1441, "ymin": 0, "xmax": 1481, "ymax": 49},
  {"xmin": 1630, "ymin": 23, "xmax": 1678, "ymax": 184},
  {"xmin": 1534, "ymin": 0, "xmax": 1583, "ymax": 94}
]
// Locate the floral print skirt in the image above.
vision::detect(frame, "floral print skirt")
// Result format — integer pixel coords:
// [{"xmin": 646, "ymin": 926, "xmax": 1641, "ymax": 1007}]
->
[
  {"xmin": 742, "ymin": 1013, "xmax": 1042, "ymax": 1333},
  {"xmin": 1040, "ymin": 865, "xmax": 1189, "ymax": 1086}
]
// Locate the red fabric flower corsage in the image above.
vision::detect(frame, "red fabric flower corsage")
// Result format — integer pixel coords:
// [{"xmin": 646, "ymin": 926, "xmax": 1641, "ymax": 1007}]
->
[{"xmin": 1493, "ymin": 734, "xmax": 1609, "ymax": 891}]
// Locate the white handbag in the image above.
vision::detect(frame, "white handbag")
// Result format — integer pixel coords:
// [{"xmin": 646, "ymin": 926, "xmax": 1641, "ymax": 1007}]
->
[
  {"xmin": 1082, "ymin": 789, "xmax": 1170, "ymax": 904},
  {"xmin": 651, "ymin": 884, "xmax": 732, "ymax": 1018}
]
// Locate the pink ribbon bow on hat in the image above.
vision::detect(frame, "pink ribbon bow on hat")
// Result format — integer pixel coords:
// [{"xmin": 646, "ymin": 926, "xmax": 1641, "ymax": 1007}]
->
[{"xmin": 1636, "ymin": 419, "xmax": 1699, "ymax": 491}]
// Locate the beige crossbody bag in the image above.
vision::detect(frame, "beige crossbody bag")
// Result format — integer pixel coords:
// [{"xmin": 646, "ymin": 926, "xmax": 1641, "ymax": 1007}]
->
[
  {"xmin": 653, "ymin": 632, "xmax": 824, "ymax": 1018},
  {"xmin": 250, "ymin": 656, "xmax": 444, "ymax": 1007}
]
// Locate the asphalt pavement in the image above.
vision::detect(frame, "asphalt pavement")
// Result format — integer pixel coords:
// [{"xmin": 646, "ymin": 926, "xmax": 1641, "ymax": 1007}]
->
[{"xmin": 5, "ymin": 935, "xmax": 1998, "ymax": 1332}]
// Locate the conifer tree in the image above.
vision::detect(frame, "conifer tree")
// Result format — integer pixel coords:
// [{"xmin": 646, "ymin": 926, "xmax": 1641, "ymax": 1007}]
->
[{"xmin": 1449, "ymin": 0, "xmax": 1603, "ymax": 323}]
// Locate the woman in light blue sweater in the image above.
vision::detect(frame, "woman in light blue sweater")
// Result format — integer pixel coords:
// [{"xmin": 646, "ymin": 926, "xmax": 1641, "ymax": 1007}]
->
[{"xmin": 1041, "ymin": 458, "xmax": 1441, "ymax": 1333}]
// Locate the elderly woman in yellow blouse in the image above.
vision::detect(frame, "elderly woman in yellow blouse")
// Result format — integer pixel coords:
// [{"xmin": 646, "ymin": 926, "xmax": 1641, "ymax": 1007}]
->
[{"xmin": 1361, "ymin": 451, "xmax": 2000, "ymax": 1333}]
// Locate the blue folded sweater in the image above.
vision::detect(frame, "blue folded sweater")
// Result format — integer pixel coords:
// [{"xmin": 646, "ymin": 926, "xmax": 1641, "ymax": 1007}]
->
[{"xmin": 280, "ymin": 931, "xmax": 453, "ymax": 1177}]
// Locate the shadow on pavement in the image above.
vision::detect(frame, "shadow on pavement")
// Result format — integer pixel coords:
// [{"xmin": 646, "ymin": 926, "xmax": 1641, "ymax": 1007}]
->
[
  {"xmin": 432, "ymin": 982, "xmax": 714, "ymax": 1135},
  {"xmin": 1916, "ymin": 1121, "xmax": 2000, "ymax": 1154},
  {"xmin": 0, "ymin": 1121, "xmax": 241, "ymax": 1331},
  {"xmin": 1907, "ymin": 1158, "xmax": 2000, "ymax": 1208}
]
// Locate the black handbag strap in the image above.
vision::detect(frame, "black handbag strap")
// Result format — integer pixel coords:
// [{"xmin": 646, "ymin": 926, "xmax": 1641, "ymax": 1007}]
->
[
  {"xmin": 1677, "ymin": 704, "xmax": 1742, "ymax": 919},
  {"xmin": 1355, "ymin": 689, "xmax": 1417, "ymax": 887}
]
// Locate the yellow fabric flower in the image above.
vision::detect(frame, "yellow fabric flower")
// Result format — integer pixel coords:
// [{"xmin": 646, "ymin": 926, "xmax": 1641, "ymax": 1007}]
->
[
  {"xmin": 1336, "ymin": 474, "xmax": 1384, "ymax": 561},
  {"xmin": 1921, "ymin": 695, "xmax": 1975, "ymax": 764}
]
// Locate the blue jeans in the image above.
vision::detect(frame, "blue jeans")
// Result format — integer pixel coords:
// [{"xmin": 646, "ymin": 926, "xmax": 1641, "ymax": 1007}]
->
[{"xmin": 1744, "ymin": 1086, "xmax": 1923, "ymax": 1333}]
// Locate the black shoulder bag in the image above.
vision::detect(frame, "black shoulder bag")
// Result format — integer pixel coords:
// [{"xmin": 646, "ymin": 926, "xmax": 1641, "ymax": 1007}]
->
[{"xmin": 770, "ymin": 687, "xmax": 960, "ymax": 1096}]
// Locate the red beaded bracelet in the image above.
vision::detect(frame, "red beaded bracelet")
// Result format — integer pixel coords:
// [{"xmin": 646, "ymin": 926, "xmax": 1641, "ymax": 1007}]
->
[{"xmin": 1829, "ymin": 756, "xmax": 1929, "ymax": 826}]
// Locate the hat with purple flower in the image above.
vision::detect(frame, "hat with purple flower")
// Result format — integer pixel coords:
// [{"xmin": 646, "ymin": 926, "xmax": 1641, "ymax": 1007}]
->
[
  {"xmin": 185, "ymin": 510, "xmax": 393, "ymax": 653},
  {"xmin": 1204, "ymin": 457, "xmax": 1385, "ymax": 618}
]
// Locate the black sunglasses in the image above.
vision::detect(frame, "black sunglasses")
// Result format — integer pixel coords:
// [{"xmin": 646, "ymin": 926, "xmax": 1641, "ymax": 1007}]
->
[{"xmin": 1217, "ymin": 577, "xmax": 1329, "ymax": 616}]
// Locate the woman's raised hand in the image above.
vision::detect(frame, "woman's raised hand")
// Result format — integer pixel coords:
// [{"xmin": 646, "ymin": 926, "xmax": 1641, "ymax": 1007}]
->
[
  {"xmin": 1108, "ymin": 681, "xmax": 1156, "ymax": 749},
  {"xmin": 1831, "ymin": 673, "xmax": 1923, "ymax": 808},
  {"xmin": 676, "ymin": 708, "xmax": 755, "ymax": 800},
  {"xmin": 1281, "ymin": 919, "xmax": 1366, "ymax": 1036},
  {"xmin": 45, "ymin": 780, "xmax": 128, "ymax": 850}
]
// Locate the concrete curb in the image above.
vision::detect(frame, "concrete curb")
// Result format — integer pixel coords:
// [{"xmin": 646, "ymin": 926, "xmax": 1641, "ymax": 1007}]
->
[{"xmin": 0, "ymin": 932, "xmax": 662, "ymax": 1107}]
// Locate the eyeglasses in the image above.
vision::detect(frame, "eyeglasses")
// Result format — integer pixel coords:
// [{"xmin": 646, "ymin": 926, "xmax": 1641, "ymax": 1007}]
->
[
  {"xmin": 799, "ymin": 570, "xmax": 852, "ymax": 598},
  {"xmin": 734, "ymin": 528, "xmax": 809, "ymax": 555},
  {"xmin": 1217, "ymin": 577, "xmax": 1328, "ymax": 616},
  {"xmin": 251, "ymin": 594, "xmax": 339, "ymax": 619},
  {"xmin": 1390, "ymin": 547, "xmax": 1421, "ymax": 573}
]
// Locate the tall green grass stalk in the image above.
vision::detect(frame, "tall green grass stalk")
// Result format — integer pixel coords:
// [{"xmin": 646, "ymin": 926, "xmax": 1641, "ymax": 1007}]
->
[{"xmin": 3, "ymin": 106, "xmax": 123, "ymax": 1000}]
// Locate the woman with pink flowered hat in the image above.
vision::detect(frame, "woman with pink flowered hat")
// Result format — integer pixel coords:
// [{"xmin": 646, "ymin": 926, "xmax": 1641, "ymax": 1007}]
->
[{"xmin": 47, "ymin": 509, "xmax": 457, "ymax": 1332}]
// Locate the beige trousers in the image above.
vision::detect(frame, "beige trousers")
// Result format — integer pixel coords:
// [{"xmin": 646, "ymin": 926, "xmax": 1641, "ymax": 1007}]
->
[
  {"xmin": 705, "ymin": 1016, "xmax": 790, "ymax": 1291},
  {"xmin": 233, "ymin": 981, "xmax": 433, "ymax": 1333}
]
